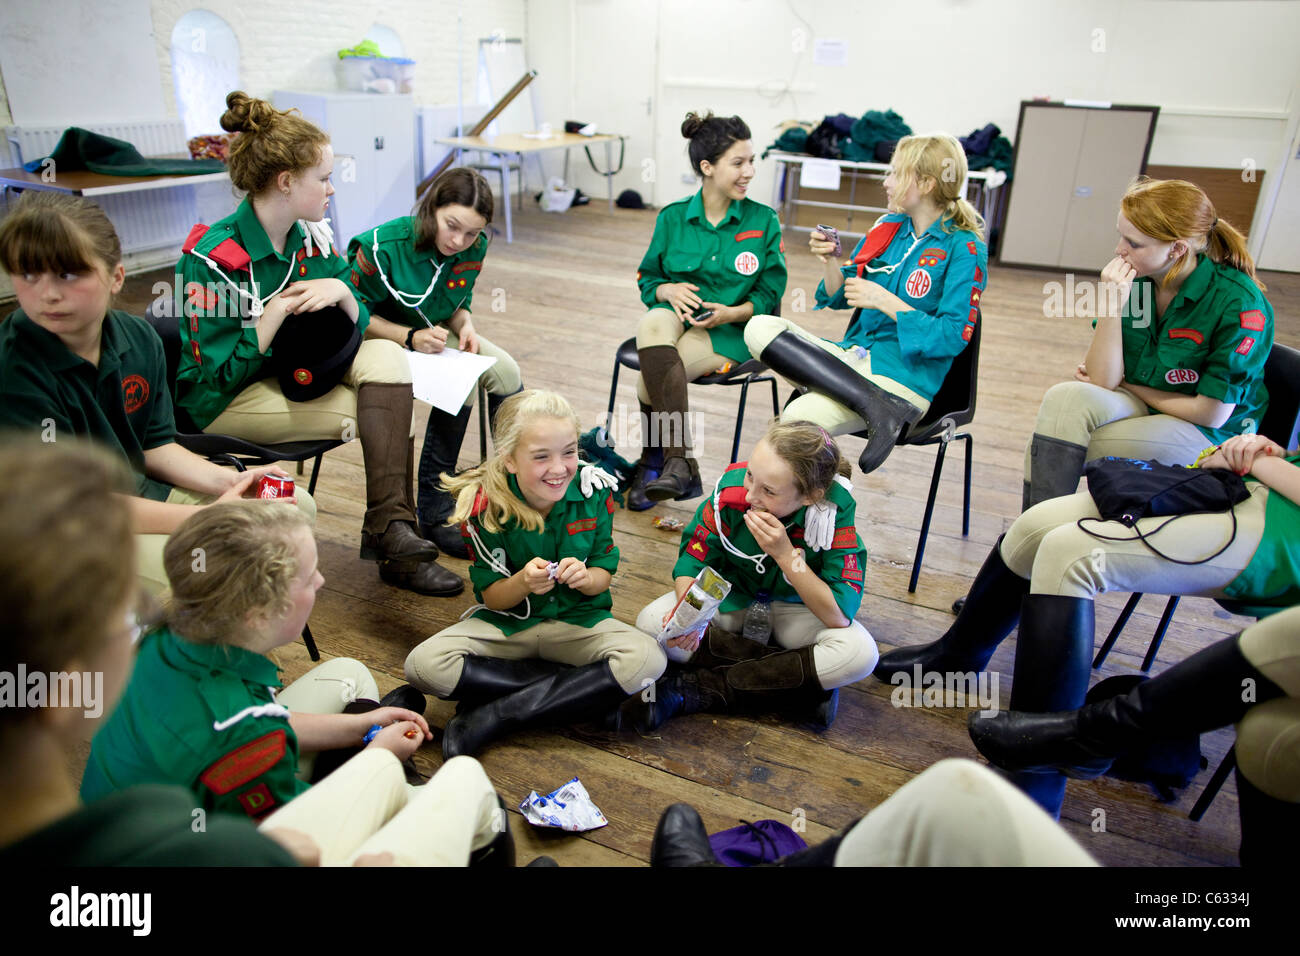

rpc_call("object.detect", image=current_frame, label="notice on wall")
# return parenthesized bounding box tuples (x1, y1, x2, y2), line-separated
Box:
(814, 38, 848, 67)
(800, 159, 842, 191)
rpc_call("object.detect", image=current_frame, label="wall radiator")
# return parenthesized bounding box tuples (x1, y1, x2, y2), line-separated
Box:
(3, 120, 223, 261)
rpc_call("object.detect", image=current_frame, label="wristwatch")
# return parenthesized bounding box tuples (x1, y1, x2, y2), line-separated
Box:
(405, 327, 417, 351)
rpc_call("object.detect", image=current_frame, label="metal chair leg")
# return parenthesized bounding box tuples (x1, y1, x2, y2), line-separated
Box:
(478, 381, 489, 463)
(908, 440, 949, 593)
(307, 453, 324, 496)
(603, 358, 622, 441)
(302, 622, 320, 661)
(1094, 592, 1143, 668)
(730, 379, 752, 463)
(1141, 596, 1181, 672)
(1189, 746, 1235, 822)
(960, 433, 973, 536)
(768, 377, 780, 419)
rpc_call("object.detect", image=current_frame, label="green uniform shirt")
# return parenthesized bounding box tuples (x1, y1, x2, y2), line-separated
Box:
(81, 627, 309, 823)
(0, 785, 296, 866)
(1118, 255, 1272, 444)
(636, 191, 787, 362)
(0, 308, 175, 500)
(463, 473, 621, 636)
(347, 216, 489, 327)
(672, 463, 867, 620)
(175, 197, 371, 429)
(1222, 452, 1300, 614)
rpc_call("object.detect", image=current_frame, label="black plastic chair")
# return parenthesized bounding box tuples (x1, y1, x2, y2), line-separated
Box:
(1088, 341, 1300, 821)
(844, 315, 982, 593)
(601, 338, 781, 465)
(144, 299, 343, 661)
(1092, 341, 1300, 674)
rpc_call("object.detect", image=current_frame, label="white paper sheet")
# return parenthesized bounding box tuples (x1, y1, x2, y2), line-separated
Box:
(406, 349, 498, 413)
(800, 158, 842, 191)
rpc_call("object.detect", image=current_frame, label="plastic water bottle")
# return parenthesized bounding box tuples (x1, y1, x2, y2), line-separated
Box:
(742, 590, 773, 645)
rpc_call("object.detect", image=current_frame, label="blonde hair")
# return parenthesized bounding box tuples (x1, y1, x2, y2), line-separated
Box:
(445, 390, 582, 534)
(0, 440, 135, 712)
(221, 90, 330, 196)
(761, 420, 851, 503)
(163, 502, 311, 644)
(1121, 177, 1263, 291)
(888, 133, 985, 239)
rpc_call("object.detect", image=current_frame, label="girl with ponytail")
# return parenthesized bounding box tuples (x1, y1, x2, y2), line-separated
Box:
(1021, 177, 1274, 511)
(176, 91, 462, 597)
(745, 132, 988, 475)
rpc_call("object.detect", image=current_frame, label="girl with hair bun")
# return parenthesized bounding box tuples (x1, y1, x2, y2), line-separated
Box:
(348, 166, 523, 560)
(177, 91, 462, 597)
(627, 111, 787, 509)
(1021, 177, 1273, 511)
(632, 420, 877, 731)
(404, 389, 666, 758)
(745, 132, 988, 475)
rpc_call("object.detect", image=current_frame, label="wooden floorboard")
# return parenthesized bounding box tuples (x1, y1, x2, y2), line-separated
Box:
(109, 200, 1299, 867)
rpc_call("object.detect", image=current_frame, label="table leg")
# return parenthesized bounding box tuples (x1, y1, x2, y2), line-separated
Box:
(605, 141, 614, 213)
(502, 151, 514, 243)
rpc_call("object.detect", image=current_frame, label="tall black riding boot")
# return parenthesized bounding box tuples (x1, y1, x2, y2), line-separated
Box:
(443, 655, 571, 712)
(442, 660, 629, 758)
(1236, 766, 1300, 867)
(874, 535, 1028, 682)
(969, 635, 1287, 778)
(650, 804, 722, 867)
(997, 594, 1095, 818)
(418, 403, 473, 559)
(468, 795, 517, 868)
(1024, 434, 1089, 511)
(758, 331, 921, 474)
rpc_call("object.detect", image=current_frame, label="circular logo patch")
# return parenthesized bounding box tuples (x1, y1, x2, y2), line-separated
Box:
(122, 374, 149, 414)
(294, 368, 313, 385)
(1165, 368, 1200, 385)
(734, 251, 759, 276)
(905, 268, 932, 298)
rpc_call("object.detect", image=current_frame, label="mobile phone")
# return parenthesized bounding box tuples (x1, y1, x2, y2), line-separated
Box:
(691, 307, 715, 322)
(816, 224, 842, 258)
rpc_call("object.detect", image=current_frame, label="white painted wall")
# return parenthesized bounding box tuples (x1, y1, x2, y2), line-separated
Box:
(529, 0, 1300, 265)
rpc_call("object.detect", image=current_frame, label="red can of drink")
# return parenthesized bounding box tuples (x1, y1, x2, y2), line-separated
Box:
(257, 474, 295, 499)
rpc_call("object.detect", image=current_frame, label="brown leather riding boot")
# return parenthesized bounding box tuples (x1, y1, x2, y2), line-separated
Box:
(356, 383, 438, 562)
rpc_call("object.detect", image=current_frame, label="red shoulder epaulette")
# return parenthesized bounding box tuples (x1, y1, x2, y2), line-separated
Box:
(853, 220, 904, 278)
(470, 488, 490, 517)
(209, 238, 252, 273)
(718, 485, 750, 510)
(181, 223, 208, 254)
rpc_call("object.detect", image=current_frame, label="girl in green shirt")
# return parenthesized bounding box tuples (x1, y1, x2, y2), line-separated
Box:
(405, 389, 666, 758)
(629, 111, 787, 508)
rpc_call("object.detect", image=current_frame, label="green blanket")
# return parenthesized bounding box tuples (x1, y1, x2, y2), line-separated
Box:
(23, 127, 226, 176)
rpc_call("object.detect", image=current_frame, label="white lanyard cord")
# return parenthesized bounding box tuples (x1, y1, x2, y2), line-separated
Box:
(373, 230, 445, 310)
(458, 518, 533, 621)
(187, 226, 308, 318)
(859, 229, 925, 276)
(712, 473, 772, 576)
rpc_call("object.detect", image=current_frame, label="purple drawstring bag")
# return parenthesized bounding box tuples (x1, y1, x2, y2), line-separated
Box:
(708, 819, 807, 866)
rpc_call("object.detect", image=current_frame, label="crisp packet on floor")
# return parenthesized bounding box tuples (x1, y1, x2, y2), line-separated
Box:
(519, 776, 608, 831)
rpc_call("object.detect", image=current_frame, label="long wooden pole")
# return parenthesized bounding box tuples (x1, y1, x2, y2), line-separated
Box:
(417, 70, 538, 196)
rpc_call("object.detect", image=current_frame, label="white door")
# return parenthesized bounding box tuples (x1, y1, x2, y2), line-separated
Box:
(568, 0, 659, 205)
